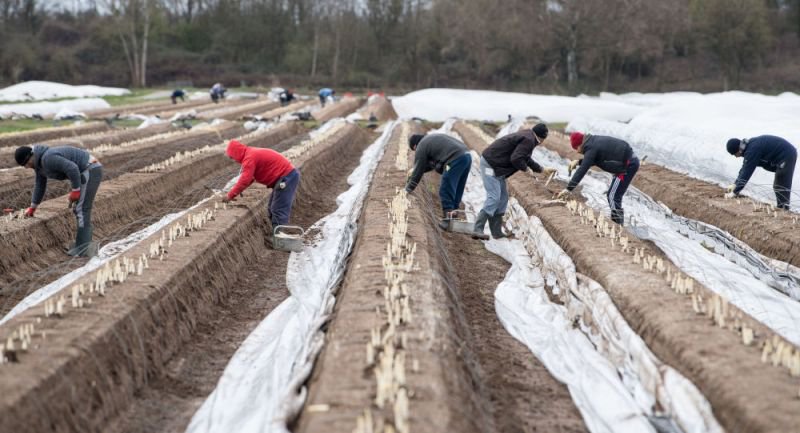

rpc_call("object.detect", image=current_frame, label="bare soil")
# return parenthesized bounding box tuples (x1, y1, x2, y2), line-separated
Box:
(0, 122, 248, 210)
(0, 121, 111, 148)
(103, 124, 374, 433)
(0, 123, 306, 316)
(295, 122, 586, 433)
(457, 122, 800, 433)
(0, 123, 372, 433)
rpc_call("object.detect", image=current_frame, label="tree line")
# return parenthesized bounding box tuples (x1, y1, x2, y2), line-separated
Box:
(1, 0, 799, 94)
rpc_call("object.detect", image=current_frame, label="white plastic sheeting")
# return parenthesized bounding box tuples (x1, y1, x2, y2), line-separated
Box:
(455, 138, 721, 433)
(567, 92, 800, 209)
(0, 81, 129, 102)
(0, 97, 110, 120)
(530, 145, 800, 346)
(186, 122, 397, 433)
(0, 198, 212, 326)
(392, 88, 643, 123)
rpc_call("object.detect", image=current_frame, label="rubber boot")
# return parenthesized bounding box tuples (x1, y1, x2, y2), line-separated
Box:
(439, 208, 453, 230)
(489, 212, 511, 239)
(610, 209, 625, 225)
(68, 224, 95, 257)
(472, 210, 490, 240)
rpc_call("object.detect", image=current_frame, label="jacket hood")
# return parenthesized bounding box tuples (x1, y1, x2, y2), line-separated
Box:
(32, 144, 49, 168)
(226, 140, 247, 163)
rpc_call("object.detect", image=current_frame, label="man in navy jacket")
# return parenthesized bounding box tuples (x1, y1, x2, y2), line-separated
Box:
(726, 135, 797, 209)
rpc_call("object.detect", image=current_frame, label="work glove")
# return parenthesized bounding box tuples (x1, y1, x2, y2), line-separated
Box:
(222, 194, 235, 203)
(68, 189, 81, 203)
(724, 192, 738, 199)
(555, 189, 572, 200)
(568, 160, 580, 175)
(542, 167, 557, 177)
(726, 184, 735, 193)
(24, 207, 36, 218)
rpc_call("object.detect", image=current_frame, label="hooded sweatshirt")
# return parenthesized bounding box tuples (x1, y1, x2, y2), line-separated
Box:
(734, 135, 797, 194)
(31, 144, 91, 206)
(567, 134, 633, 191)
(226, 140, 294, 200)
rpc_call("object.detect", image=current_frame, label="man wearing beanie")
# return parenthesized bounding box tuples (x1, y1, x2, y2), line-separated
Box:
(558, 132, 639, 225)
(405, 133, 472, 230)
(224, 139, 300, 233)
(725, 135, 797, 209)
(473, 123, 555, 239)
(15, 144, 103, 257)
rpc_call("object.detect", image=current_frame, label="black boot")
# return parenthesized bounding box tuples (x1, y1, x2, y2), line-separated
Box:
(439, 208, 453, 230)
(472, 210, 490, 240)
(489, 212, 511, 238)
(610, 209, 625, 225)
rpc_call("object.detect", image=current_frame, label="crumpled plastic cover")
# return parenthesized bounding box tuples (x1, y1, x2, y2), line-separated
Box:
(185, 121, 398, 433)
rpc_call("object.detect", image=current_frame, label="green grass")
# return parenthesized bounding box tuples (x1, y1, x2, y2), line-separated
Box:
(0, 119, 62, 134)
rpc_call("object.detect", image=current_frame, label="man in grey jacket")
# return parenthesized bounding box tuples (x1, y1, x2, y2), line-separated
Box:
(405, 133, 472, 230)
(15, 145, 103, 257)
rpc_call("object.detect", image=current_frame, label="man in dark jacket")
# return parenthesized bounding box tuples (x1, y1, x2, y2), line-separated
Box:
(473, 123, 555, 239)
(15, 145, 103, 257)
(557, 132, 639, 225)
(405, 133, 472, 229)
(171, 89, 185, 104)
(725, 135, 797, 209)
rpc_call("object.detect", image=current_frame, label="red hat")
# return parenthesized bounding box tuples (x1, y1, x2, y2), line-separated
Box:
(570, 132, 585, 150)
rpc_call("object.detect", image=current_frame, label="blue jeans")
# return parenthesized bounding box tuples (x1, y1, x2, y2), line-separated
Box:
(268, 169, 300, 226)
(440, 153, 471, 211)
(479, 157, 508, 216)
(607, 156, 639, 211)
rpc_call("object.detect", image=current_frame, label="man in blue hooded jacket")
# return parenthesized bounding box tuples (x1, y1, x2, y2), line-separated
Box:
(726, 135, 797, 209)
(15, 145, 103, 257)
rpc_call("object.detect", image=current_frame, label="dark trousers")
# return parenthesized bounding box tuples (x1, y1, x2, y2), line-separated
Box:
(319, 95, 326, 107)
(440, 153, 472, 212)
(268, 169, 300, 227)
(607, 156, 639, 211)
(775, 149, 797, 209)
(72, 163, 103, 255)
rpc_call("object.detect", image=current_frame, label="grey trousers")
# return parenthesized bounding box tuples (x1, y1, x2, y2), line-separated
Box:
(70, 163, 102, 256)
(479, 157, 509, 216)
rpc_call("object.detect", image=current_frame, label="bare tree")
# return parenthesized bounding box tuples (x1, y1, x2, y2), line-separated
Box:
(102, 0, 154, 87)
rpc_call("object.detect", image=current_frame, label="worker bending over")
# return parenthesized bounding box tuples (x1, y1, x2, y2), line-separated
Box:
(223, 140, 300, 231)
(404, 133, 472, 229)
(725, 135, 797, 209)
(15, 145, 103, 257)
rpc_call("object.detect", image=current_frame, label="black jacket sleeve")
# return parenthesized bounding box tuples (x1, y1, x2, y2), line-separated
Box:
(734, 147, 763, 194)
(510, 137, 534, 173)
(567, 148, 597, 191)
(405, 145, 428, 193)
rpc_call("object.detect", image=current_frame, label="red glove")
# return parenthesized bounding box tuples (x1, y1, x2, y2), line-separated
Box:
(68, 189, 81, 202)
(24, 207, 36, 217)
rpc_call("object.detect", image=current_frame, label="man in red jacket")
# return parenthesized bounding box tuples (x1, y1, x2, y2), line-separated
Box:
(222, 140, 300, 228)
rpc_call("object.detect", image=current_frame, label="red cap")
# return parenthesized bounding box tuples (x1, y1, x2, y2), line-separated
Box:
(570, 132, 584, 150)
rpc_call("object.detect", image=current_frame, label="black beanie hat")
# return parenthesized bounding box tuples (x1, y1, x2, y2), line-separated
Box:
(15, 146, 33, 166)
(532, 123, 549, 140)
(726, 138, 742, 155)
(409, 134, 424, 150)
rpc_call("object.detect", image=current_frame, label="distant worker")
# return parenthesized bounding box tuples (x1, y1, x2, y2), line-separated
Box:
(405, 133, 472, 230)
(318, 88, 335, 107)
(725, 135, 797, 209)
(210, 83, 227, 103)
(223, 140, 300, 232)
(557, 132, 640, 225)
(474, 123, 555, 239)
(279, 89, 295, 106)
(171, 89, 185, 104)
(15, 145, 103, 257)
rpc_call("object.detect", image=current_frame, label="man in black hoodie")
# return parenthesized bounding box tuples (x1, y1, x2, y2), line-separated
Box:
(557, 132, 639, 225)
(405, 133, 472, 229)
(15, 145, 103, 257)
(473, 123, 554, 239)
(725, 135, 797, 209)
